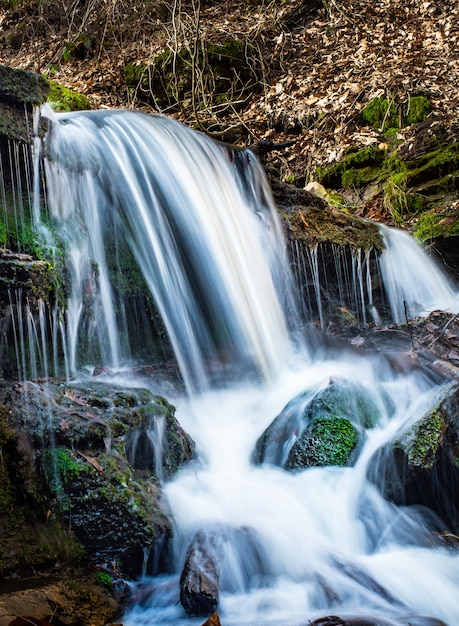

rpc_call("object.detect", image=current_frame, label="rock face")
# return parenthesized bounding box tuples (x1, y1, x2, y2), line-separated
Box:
(0, 579, 118, 626)
(367, 384, 459, 535)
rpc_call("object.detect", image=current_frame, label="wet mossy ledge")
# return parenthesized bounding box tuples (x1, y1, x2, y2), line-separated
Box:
(0, 379, 195, 580)
(273, 184, 383, 251)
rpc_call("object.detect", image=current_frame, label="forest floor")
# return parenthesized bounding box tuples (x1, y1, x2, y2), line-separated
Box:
(1, 0, 458, 193)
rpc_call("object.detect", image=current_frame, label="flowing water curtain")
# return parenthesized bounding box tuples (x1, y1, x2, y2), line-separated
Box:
(39, 109, 297, 390)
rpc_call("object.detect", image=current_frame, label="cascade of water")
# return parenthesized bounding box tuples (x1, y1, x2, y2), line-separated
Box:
(379, 224, 459, 321)
(289, 239, 380, 326)
(39, 108, 296, 391)
(29, 107, 459, 626)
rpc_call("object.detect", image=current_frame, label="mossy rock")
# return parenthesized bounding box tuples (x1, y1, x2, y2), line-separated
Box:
(314, 116, 459, 227)
(125, 402, 195, 479)
(412, 209, 459, 243)
(305, 379, 382, 429)
(316, 145, 386, 190)
(393, 409, 446, 470)
(253, 379, 378, 468)
(280, 203, 383, 250)
(367, 385, 459, 533)
(285, 415, 361, 469)
(124, 39, 261, 111)
(48, 80, 91, 112)
(0, 63, 49, 107)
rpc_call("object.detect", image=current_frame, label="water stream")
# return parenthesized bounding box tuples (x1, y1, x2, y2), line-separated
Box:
(34, 109, 459, 625)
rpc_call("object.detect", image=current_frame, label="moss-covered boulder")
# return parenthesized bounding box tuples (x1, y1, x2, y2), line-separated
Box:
(0, 64, 49, 142)
(0, 379, 195, 579)
(367, 384, 459, 534)
(0, 64, 48, 108)
(253, 378, 380, 469)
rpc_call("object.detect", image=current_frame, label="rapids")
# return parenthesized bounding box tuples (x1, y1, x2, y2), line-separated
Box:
(34, 108, 459, 626)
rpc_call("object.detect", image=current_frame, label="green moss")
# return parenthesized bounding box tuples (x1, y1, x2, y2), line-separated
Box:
(93, 571, 113, 591)
(317, 146, 386, 189)
(41, 448, 85, 503)
(404, 96, 431, 126)
(48, 80, 91, 112)
(413, 210, 459, 242)
(286, 416, 359, 469)
(396, 410, 444, 469)
(362, 97, 400, 131)
(362, 95, 431, 132)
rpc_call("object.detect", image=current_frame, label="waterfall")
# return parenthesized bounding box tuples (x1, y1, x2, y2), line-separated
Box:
(30, 108, 459, 626)
(379, 224, 459, 322)
(39, 107, 296, 392)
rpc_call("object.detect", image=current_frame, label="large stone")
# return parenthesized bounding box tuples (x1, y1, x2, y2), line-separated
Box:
(180, 529, 221, 617)
(253, 378, 380, 468)
(0, 579, 118, 626)
(367, 384, 459, 534)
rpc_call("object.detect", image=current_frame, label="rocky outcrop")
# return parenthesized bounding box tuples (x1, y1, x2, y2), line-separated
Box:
(0, 64, 48, 143)
(0, 380, 195, 580)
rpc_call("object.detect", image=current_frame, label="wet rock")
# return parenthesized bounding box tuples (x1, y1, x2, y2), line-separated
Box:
(367, 384, 459, 534)
(180, 529, 221, 617)
(253, 378, 380, 468)
(0, 64, 49, 143)
(0, 379, 196, 578)
(285, 415, 361, 469)
(125, 400, 195, 480)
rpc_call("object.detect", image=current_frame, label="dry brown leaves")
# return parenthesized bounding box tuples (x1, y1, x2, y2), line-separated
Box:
(1, 0, 458, 177)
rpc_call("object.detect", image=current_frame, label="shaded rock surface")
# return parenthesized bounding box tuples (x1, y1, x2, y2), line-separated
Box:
(180, 529, 221, 617)
(0, 64, 48, 143)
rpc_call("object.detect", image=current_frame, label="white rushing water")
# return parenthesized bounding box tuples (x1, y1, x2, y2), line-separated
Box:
(37, 109, 459, 626)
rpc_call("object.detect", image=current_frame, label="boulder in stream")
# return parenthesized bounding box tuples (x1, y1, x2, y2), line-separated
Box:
(253, 378, 381, 469)
(180, 529, 221, 617)
(367, 384, 459, 535)
(0, 379, 196, 579)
